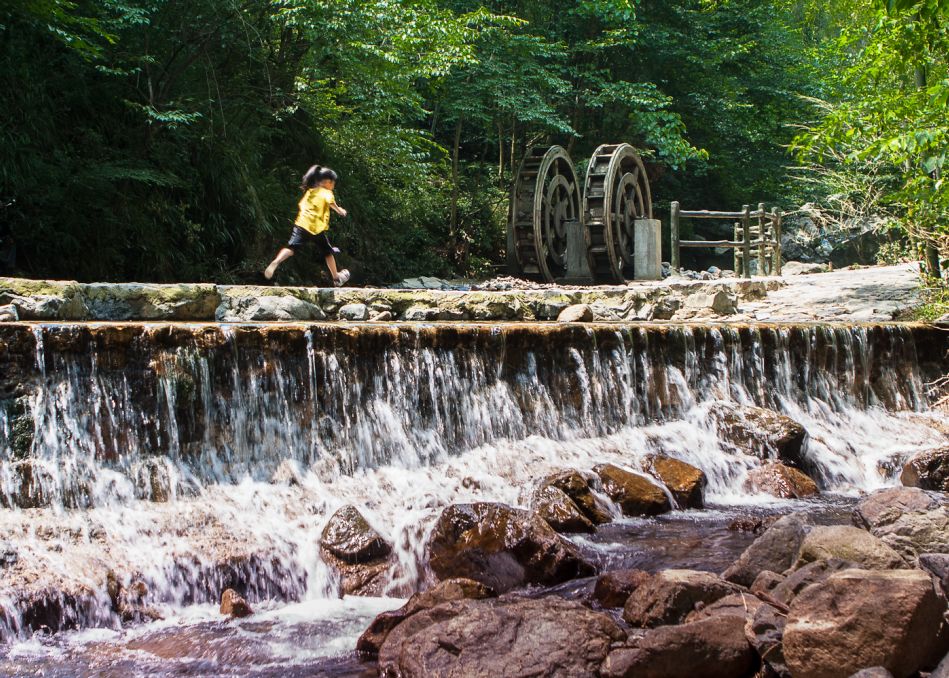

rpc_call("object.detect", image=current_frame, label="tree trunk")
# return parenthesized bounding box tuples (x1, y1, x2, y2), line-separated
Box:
(915, 64, 941, 277)
(449, 118, 463, 263)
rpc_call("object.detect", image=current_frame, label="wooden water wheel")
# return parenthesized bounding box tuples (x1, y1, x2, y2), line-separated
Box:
(509, 145, 582, 283)
(582, 144, 653, 284)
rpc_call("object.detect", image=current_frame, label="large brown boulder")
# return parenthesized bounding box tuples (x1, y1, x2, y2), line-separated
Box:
(793, 526, 908, 570)
(623, 569, 741, 628)
(770, 558, 856, 605)
(601, 614, 758, 678)
(901, 447, 949, 492)
(320, 505, 393, 596)
(595, 464, 671, 517)
(427, 502, 596, 593)
(722, 513, 809, 586)
(531, 485, 595, 534)
(542, 470, 613, 525)
(641, 455, 706, 509)
(854, 487, 949, 560)
(709, 404, 810, 473)
(746, 462, 819, 499)
(591, 569, 652, 609)
(357, 578, 493, 657)
(784, 569, 949, 678)
(377, 596, 625, 677)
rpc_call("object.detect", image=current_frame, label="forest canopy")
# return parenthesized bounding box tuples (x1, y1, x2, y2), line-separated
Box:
(1, 0, 945, 283)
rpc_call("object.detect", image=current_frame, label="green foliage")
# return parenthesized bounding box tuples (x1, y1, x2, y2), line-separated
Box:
(0, 0, 851, 283)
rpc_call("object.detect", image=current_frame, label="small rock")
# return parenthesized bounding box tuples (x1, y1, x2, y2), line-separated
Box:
(321, 505, 391, 564)
(369, 310, 393, 321)
(641, 455, 707, 509)
(793, 525, 908, 570)
(727, 514, 780, 534)
(782, 261, 828, 275)
(750, 570, 785, 595)
(709, 404, 811, 474)
(557, 304, 593, 322)
(745, 462, 819, 499)
(591, 569, 651, 608)
(685, 591, 766, 623)
(784, 569, 949, 678)
(220, 589, 253, 618)
(0, 304, 18, 322)
(401, 305, 440, 321)
(541, 470, 613, 525)
(338, 303, 369, 321)
(771, 558, 856, 605)
(650, 297, 681, 320)
(623, 569, 741, 628)
(595, 464, 671, 517)
(919, 553, 949, 594)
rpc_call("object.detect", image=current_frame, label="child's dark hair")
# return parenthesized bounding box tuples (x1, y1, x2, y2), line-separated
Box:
(301, 165, 338, 191)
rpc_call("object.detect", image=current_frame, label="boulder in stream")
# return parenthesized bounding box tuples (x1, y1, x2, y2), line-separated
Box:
(220, 588, 253, 618)
(641, 455, 706, 509)
(783, 569, 949, 678)
(320, 505, 393, 596)
(602, 614, 758, 678)
(901, 447, 949, 492)
(377, 596, 625, 677)
(357, 578, 493, 657)
(541, 470, 613, 525)
(595, 464, 671, 517)
(427, 502, 596, 593)
(531, 485, 595, 534)
(623, 569, 742, 628)
(793, 525, 908, 571)
(722, 513, 809, 586)
(745, 462, 819, 499)
(709, 404, 810, 472)
(591, 569, 652, 609)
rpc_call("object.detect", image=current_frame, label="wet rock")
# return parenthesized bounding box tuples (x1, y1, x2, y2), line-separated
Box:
(602, 614, 757, 678)
(709, 404, 810, 472)
(270, 459, 303, 486)
(338, 303, 369, 321)
(771, 558, 856, 605)
(592, 569, 651, 609)
(595, 464, 671, 517)
(133, 458, 173, 502)
(793, 526, 908, 570)
(745, 462, 819, 499)
(727, 514, 780, 534)
(901, 447, 949, 492)
(784, 569, 949, 678)
(357, 578, 494, 657)
(0, 542, 17, 568)
(557, 304, 593, 322)
(377, 596, 624, 677)
(427, 502, 596, 593)
(320, 505, 391, 564)
(531, 485, 594, 534)
(541, 470, 613, 525)
(2, 459, 54, 509)
(623, 569, 742, 628)
(749, 602, 790, 678)
(0, 304, 18, 321)
(722, 513, 810, 586)
(116, 580, 163, 623)
(750, 570, 785, 595)
(320, 506, 393, 597)
(220, 588, 253, 618)
(641, 455, 706, 509)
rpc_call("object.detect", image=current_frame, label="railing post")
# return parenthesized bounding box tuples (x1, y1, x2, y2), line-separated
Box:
(757, 202, 766, 276)
(670, 201, 680, 271)
(741, 204, 751, 278)
(772, 206, 782, 276)
(733, 222, 741, 274)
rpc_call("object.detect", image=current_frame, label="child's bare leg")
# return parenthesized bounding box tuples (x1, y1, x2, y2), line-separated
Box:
(264, 248, 294, 279)
(325, 253, 339, 281)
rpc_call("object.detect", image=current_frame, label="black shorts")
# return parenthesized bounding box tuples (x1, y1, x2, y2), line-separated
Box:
(288, 226, 335, 257)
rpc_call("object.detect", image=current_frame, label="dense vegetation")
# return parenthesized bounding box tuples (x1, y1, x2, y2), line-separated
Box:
(0, 0, 945, 284)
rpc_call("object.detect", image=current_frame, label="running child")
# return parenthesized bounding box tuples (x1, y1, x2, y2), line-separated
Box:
(264, 165, 351, 286)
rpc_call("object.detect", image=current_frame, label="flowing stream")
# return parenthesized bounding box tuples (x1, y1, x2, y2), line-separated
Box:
(0, 321, 946, 676)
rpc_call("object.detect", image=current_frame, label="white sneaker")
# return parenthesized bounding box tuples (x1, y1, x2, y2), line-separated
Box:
(334, 269, 351, 287)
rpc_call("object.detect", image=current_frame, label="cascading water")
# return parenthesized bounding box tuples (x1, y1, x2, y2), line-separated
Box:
(0, 321, 946, 674)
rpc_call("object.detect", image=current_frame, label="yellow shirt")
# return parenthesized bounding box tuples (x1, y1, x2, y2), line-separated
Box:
(294, 187, 335, 235)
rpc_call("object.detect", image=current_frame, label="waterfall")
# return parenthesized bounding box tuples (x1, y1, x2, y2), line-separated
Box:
(0, 321, 945, 637)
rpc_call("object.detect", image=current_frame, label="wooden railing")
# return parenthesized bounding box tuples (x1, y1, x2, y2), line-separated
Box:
(670, 202, 782, 278)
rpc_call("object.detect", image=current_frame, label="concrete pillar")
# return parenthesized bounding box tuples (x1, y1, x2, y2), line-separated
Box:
(634, 219, 662, 281)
